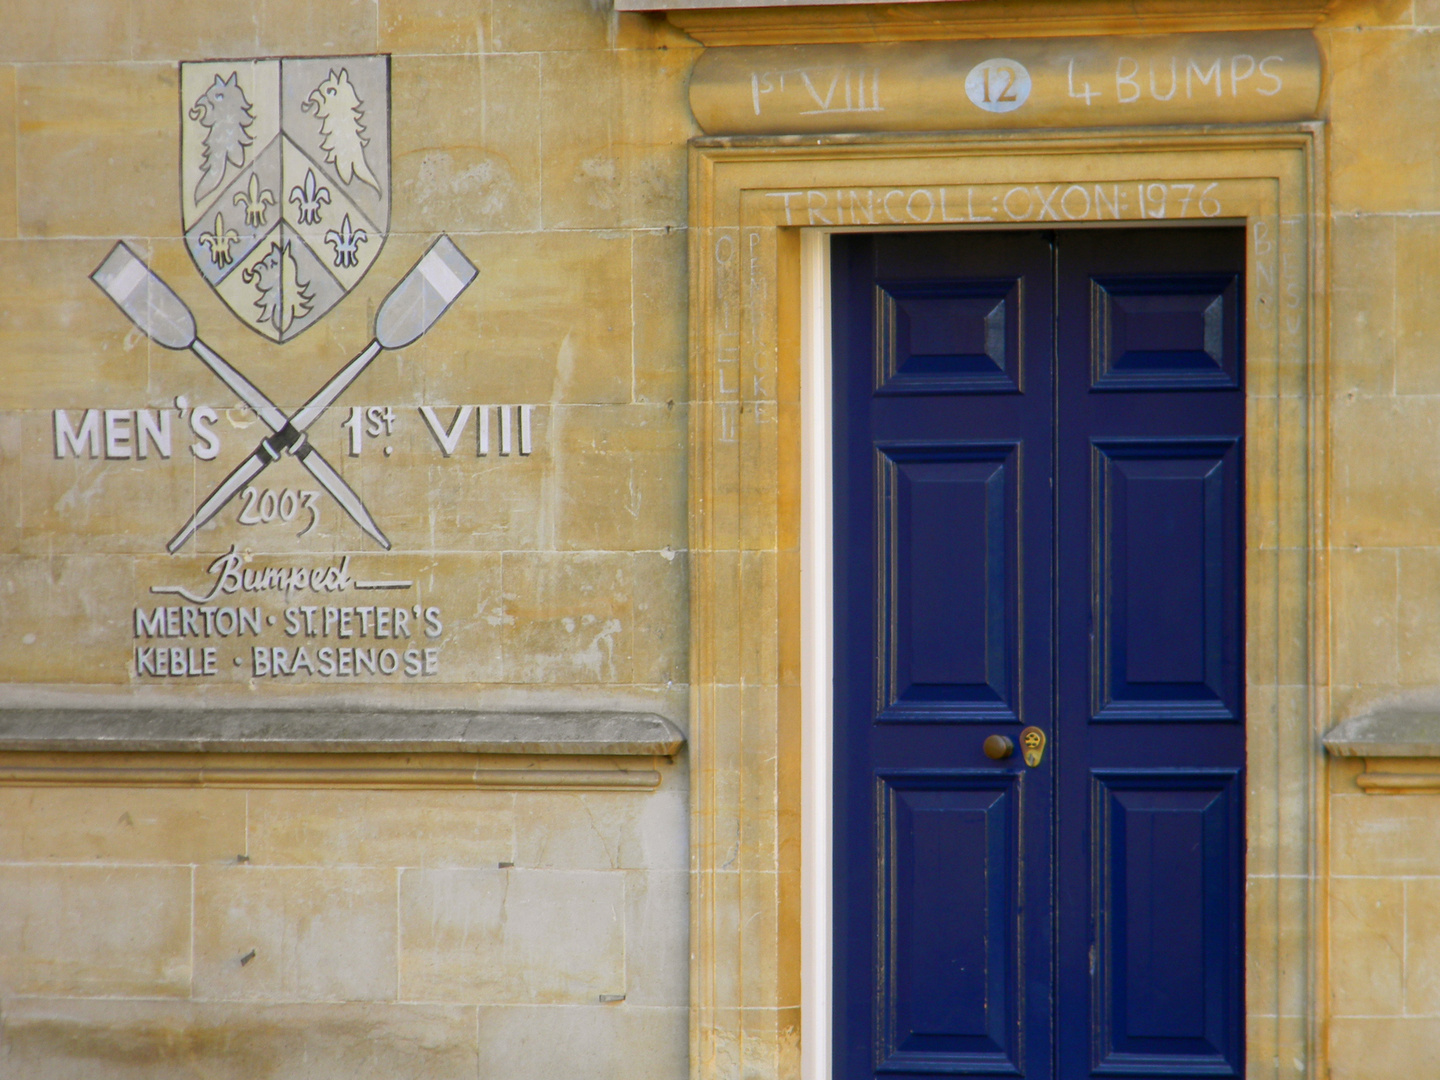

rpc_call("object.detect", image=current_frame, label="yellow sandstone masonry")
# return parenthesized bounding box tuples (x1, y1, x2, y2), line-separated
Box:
(0, 0, 693, 1074)
(1, 0, 1440, 1077)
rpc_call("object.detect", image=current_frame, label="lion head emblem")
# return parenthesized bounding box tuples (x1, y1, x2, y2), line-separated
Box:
(188, 72, 254, 203)
(303, 68, 382, 194)
(242, 240, 313, 335)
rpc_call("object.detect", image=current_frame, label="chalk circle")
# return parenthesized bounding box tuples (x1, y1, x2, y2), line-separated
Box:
(965, 58, 1032, 113)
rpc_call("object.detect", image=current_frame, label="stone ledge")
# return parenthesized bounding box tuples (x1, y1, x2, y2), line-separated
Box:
(0, 708, 686, 758)
(1323, 708, 1440, 759)
(1325, 707, 1440, 795)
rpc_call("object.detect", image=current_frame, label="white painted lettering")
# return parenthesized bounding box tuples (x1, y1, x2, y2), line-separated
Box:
(1035, 185, 1062, 221)
(806, 190, 833, 226)
(906, 189, 935, 222)
(1258, 56, 1284, 96)
(1187, 57, 1222, 98)
(883, 190, 906, 224)
(1061, 185, 1092, 220)
(54, 409, 101, 459)
(136, 410, 172, 459)
(1115, 57, 1140, 103)
(419, 405, 472, 457)
(190, 406, 220, 460)
(1230, 54, 1256, 96)
(1067, 59, 1099, 105)
(104, 409, 132, 459)
(1150, 58, 1179, 101)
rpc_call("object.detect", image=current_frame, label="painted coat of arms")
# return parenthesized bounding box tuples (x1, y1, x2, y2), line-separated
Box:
(181, 56, 391, 341)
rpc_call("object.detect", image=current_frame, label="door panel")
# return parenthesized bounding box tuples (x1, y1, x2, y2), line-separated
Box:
(877, 771, 1025, 1075)
(832, 227, 1245, 1080)
(1091, 439, 1242, 722)
(1091, 771, 1244, 1076)
(1090, 274, 1242, 391)
(876, 278, 1024, 394)
(876, 442, 1019, 723)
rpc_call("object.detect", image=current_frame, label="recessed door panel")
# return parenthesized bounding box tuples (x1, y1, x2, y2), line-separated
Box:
(876, 279, 1023, 395)
(1091, 274, 1241, 391)
(1091, 771, 1244, 1076)
(1091, 439, 1242, 722)
(876, 443, 1018, 723)
(877, 772, 1024, 1075)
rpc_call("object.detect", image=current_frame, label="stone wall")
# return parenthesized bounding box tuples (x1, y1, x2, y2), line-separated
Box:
(1323, 5, 1440, 1077)
(0, 775, 689, 1078)
(6, 0, 1440, 1077)
(0, 0, 697, 1075)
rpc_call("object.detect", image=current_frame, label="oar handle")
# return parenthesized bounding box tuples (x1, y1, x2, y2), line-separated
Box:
(167, 448, 267, 553)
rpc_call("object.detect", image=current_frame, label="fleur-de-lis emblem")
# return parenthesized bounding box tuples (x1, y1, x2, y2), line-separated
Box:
(196, 212, 241, 267)
(289, 167, 331, 225)
(324, 213, 369, 269)
(232, 173, 276, 227)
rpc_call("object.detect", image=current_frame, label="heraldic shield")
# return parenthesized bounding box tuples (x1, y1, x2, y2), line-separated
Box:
(180, 55, 391, 342)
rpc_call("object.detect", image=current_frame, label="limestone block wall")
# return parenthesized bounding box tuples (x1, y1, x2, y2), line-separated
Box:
(0, 0, 698, 1075)
(0, 776, 689, 1078)
(1323, 5, 1440, 1077)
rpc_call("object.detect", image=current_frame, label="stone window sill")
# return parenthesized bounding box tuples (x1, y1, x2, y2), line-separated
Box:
(1324, 707, 1440, 794)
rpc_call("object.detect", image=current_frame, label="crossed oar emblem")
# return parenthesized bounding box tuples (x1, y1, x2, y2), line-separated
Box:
(91, 237, 477, 554)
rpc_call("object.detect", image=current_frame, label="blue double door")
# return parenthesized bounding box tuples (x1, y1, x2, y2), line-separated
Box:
(832, 228, 1245, 1080)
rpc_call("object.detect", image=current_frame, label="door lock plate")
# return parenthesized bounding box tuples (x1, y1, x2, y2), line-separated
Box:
(1019, 726, 1046, 767)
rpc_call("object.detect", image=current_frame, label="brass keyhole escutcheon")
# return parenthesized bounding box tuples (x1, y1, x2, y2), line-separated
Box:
(982, 734, 1014, 760)
(1019, 726, 1047, 767)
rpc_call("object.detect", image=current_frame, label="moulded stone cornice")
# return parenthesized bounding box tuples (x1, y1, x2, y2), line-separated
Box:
(0, 706, 686, 756)
(661, 0, 1334, 47)
(0, 755, 665, 790)
(0, 707, 683, 789)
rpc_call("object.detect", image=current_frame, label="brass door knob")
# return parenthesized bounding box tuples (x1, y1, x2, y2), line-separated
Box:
(983, 734, 1014, 760)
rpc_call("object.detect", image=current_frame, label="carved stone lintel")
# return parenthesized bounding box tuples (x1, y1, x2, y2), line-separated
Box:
(689, 31, 1321, 135)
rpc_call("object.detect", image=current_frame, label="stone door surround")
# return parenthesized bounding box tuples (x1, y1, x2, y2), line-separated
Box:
(687, 126, 1326, 1078)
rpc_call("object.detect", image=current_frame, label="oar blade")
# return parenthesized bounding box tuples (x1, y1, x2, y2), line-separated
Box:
(374, 235, 477, 350)
(91, 243, 196, 350)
